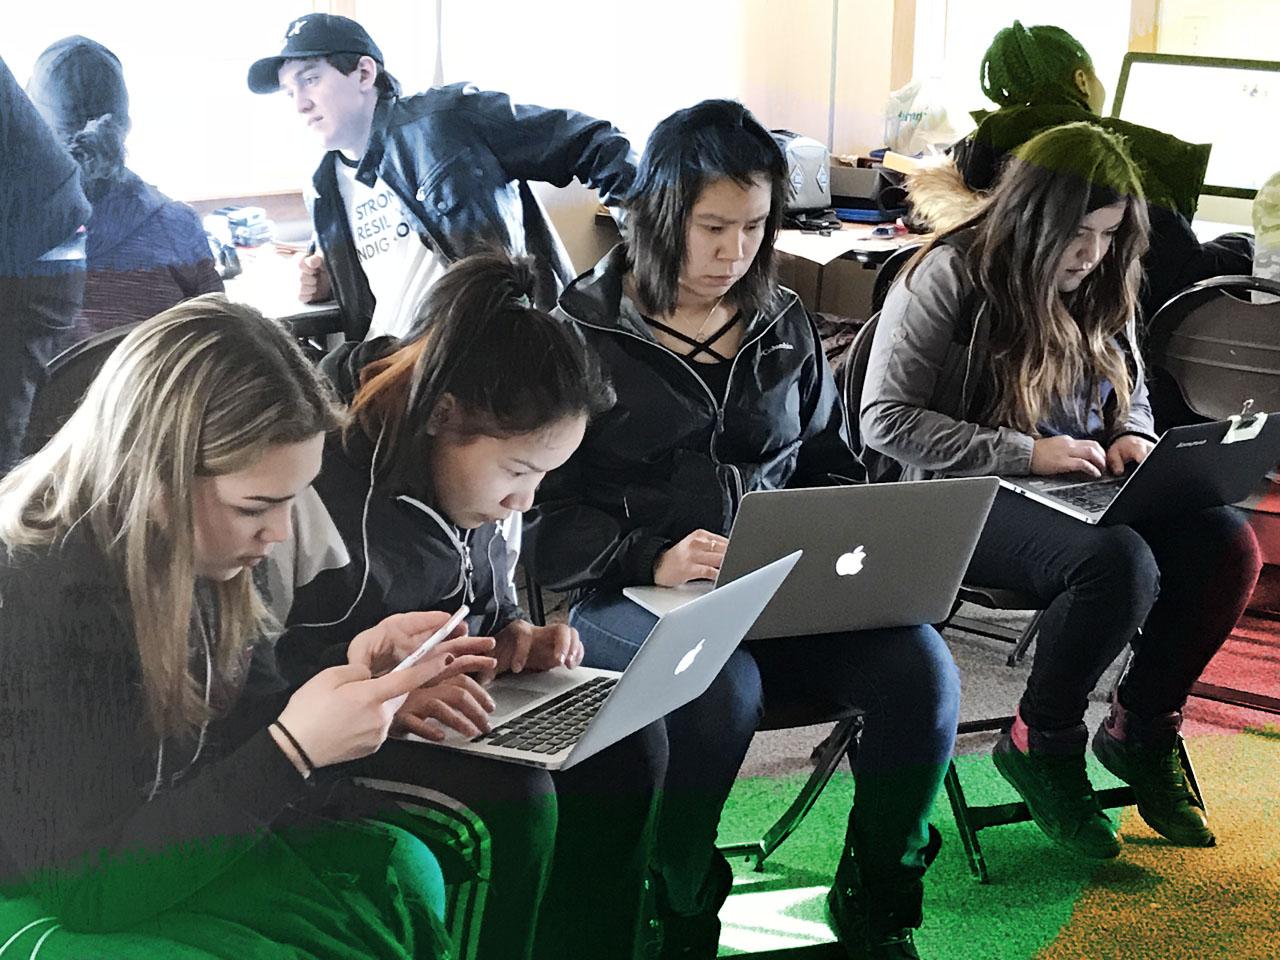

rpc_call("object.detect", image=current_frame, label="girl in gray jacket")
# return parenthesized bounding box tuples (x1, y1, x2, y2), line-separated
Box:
(862, 122, 1260, 862)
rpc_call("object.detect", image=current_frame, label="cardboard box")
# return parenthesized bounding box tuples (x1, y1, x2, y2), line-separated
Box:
(777, 252, 876, 320)
(829, 164, 879, 201)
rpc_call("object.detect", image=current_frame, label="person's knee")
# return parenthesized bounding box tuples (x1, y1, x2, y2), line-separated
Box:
(683, 648, 764, 744)
(1080, 525, 1161, 613)
(382, 824, 448, 921)
(879, 625, 960, 751)
(1200, 507, 1263, 586)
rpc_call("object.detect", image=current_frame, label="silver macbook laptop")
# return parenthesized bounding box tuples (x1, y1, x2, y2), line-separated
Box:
(624, 478, 998, 639)
(421, 551, 800, 770)
(999, 414, 1280, 525)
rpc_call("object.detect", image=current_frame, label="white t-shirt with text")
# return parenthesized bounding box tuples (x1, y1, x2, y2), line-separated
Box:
(334, 155, 444, 340)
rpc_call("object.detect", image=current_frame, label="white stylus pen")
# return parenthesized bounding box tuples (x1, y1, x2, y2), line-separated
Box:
(391, 604, 470, 673)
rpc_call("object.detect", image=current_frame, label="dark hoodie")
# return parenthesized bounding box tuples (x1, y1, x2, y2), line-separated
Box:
(0, 527, 311, 930)
(26, 36, 222, 349)
(68, 171, 222, 346)
(273, 338, 524, 684)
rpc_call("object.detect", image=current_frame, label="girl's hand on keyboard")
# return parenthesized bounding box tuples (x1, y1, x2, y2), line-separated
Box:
(1106, 435, 1154, 475)
(392, 675, 497, 741)
(1031, 436, 1105, 477)
(489, 620, 585, 679)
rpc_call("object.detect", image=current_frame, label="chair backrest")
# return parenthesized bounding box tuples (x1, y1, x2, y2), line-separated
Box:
(1146, 275, 1280, 421)
(838, 314, 902, 484)
(21, 324, 137, 457)
(871, 241, 924, 314)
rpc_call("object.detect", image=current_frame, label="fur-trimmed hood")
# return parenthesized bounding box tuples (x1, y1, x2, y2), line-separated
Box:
(905, 158, 986, 235)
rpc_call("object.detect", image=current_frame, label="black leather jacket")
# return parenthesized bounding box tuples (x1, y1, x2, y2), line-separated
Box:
(524, 245, 864, 593)
(310, 83, 636, 339)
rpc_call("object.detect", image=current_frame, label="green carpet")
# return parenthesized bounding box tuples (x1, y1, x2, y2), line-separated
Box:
(716, 727, 1280, 958)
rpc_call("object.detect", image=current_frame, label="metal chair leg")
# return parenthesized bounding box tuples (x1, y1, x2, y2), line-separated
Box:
(943, 759, 989, 883)
(719, 716, 863, 872)
(1006, 611, 1043, 667)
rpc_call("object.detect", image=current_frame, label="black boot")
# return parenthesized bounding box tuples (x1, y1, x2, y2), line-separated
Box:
(825, 824, 941, 960)
(650, 852, 733, 960)
(992, 711, 1121, 860)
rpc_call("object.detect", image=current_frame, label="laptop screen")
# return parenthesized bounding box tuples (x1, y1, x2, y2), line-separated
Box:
(1111, 52, 1280, 199)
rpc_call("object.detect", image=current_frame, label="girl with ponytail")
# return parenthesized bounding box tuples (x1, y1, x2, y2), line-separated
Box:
(272, 251, 666, 960)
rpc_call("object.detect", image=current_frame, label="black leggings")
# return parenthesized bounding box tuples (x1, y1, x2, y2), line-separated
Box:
(353, 723, 666, 960)
(965, 491, 1261, 730)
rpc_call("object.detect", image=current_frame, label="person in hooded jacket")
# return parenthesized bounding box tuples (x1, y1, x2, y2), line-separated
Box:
(524, 100, 961, 960)
(907, 21, 1252, 351)
(270, 251, 667, 960)
(26, 36, 222, 353)
(0, 55, 88, 473)
(861, 123, 1260, 867)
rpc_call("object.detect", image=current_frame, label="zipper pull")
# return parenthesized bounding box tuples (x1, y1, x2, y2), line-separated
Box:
(461, 532, 476, 604)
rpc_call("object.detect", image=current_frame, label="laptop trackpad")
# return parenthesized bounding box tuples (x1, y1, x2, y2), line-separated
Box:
(489, 682, 549, 720)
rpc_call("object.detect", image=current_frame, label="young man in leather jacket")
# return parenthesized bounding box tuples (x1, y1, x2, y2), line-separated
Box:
(249, 13, 636, 341)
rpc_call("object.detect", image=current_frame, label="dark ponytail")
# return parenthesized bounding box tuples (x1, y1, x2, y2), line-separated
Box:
(66, 113, 128, 200)
(980, 21, 1093, 110)
(349, 251, 614, 483)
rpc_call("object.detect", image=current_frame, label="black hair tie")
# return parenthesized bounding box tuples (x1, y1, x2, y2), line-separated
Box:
(272, 720, 316, 778)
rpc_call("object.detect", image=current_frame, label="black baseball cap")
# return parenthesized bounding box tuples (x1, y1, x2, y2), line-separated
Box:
(247, 14, 383, 94)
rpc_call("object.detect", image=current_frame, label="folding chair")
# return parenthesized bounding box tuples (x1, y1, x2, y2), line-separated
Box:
(352, 780, 491, 960)
(1146, 274, 1280, 715)
(21, 322, 138, 456)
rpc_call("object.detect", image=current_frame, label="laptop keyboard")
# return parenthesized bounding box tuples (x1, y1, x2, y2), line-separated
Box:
(473, 676, 617, 754)
(1048, 477, 1127, 513)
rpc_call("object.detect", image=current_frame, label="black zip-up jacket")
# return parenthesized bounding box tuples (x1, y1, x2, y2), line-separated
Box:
(272, 339, 524, 683)
(524, 245, 864, 594)
(310, 83, 636, 339)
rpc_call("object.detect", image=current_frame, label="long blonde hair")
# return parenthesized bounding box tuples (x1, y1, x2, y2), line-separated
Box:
(0, 295, 342, 737)
(911, 122, 1150, 434)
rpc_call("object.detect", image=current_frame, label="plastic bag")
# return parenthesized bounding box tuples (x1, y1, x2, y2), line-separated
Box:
(883, 76, 975, 157)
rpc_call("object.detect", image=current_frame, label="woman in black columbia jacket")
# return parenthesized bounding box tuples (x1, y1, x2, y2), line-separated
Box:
(524, 101, 960, 960)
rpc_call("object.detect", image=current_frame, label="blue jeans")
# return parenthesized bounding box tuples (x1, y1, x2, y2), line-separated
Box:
(571, 591, 960, 913)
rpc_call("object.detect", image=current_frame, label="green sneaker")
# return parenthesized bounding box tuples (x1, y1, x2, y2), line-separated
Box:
(1092, 724, 1214, 847)
(992, 730, 1121, 860)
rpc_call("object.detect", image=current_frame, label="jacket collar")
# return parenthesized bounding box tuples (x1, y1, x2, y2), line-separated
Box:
(309, 96, 395, 194)
(354, 96, 395, 186)
(559, 243, 795, 341)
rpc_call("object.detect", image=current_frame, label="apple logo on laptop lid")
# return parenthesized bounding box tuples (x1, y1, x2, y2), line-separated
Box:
(675, 638, 706, 675)
(835, 545, 867, 577)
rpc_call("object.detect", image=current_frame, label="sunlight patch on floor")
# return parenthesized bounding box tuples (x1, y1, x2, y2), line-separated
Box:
(718, 883, 835, 954)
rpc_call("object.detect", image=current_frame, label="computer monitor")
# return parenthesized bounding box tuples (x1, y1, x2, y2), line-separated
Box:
(1111, 52, 1280, 199)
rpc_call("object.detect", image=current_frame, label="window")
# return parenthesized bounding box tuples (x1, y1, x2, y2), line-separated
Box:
(5, 1, 340, 200)
(914, 0, 1133, 116)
